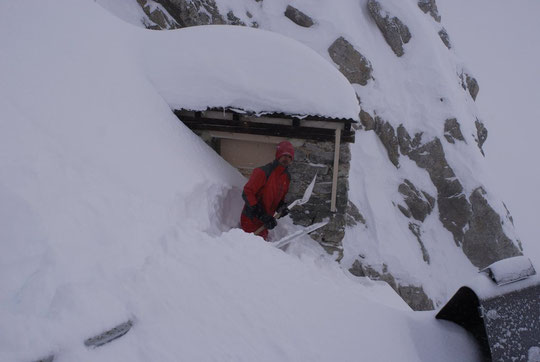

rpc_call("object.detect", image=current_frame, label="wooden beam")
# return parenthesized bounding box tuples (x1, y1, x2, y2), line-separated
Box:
(331, 128, 341, 212)
(180, 115, 355, 143)
(200, 130, 300, 145)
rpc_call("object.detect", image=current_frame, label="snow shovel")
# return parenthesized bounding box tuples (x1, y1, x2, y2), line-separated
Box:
(254, 173, 317, 236)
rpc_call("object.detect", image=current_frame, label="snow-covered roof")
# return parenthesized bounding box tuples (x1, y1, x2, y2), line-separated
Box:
(142, 25, 360, 120)
(466, 258, 539, 300)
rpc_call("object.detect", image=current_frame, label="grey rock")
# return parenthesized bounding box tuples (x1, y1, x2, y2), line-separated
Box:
(417, 0, 441, 22)
(348, 259, 365, 277)
(285, 142, 353, 250)
(226, 11, 245, 26)
(396, 124, 423, 155)
(438, 28, 451, 49)
(338, 162, 351, 178)
(375, 119, 400, 167)
(398, 204, 412, 218)
(398, 179, 435, 222)
(466, 74, 480, 100)
(398, 284, 435, 310)
(460, 71, 480, 101)
(360, 109, 376, 130)
(409, 222, 431, 264)
(155, 0, 225, 28)
(328, 37, 373, 86)
(346, 200, 366, 226)
(292, 147, 307, 162)
(349, 259, 435, 310)
(138, 0, 179, 29)
(437, 195, 472, 245)
(308, 150, 335, 165)
(398, 126, 472, 244)
(462, 187, 522, 268)
(444, 118, 465, 144)
(466, 74, 479, 100)
(309, 212, 350, 258)
(289, 161, 329, 177)
(398, 123, 521, 266)
(314, 181, 333, 195)
(284, 5, 315, 28)
(303, 140, 351, 164)
(474, 119, 488, 156)
(423, 191, 436, 209)
(360, 111, 400, 167)
(367, 0, 412, 57)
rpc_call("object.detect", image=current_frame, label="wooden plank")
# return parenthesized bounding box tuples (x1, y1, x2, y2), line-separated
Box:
(331, 128, 341, 212)
(186, 122, 354, 142)
(199, 131, 299, 145)
(181, 116, 354, 143)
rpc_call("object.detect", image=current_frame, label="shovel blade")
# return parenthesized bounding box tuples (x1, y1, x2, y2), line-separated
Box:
(288, 173, 317, 210)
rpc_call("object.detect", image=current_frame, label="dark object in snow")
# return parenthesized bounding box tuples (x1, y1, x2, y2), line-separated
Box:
(474, 119, 488, 156)
(438, 28, 451, 49)
(436, 257, 539, 361)
(417, 0, 441, 23)
(84, 320, 134, 348)
(328, 37, 373, 86)
(367, 0, 412, 57)
(32, 355, 54, 362)
(284, 5, 314, 28)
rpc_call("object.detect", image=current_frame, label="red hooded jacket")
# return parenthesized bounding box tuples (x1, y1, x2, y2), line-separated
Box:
(240, 159, 291, 239)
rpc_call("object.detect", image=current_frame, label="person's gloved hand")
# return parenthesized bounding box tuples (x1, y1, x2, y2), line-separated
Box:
(260, 213, 277, 230)
(276, 202, 289, 218)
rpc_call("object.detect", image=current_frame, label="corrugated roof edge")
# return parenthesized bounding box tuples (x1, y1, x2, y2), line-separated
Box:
(175, 107, 359, 124)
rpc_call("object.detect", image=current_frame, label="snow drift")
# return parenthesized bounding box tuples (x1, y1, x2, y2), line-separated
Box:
(0, 0, 482, 360)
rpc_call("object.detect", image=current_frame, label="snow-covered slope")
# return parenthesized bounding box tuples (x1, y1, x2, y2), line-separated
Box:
(0, 0, 481, 360)
(437, 0, 540, 266)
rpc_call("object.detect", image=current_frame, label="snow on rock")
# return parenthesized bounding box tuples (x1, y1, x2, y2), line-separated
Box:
(0, 0, 481, 361)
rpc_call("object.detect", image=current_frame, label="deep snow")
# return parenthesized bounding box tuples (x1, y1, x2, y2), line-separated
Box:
(0, 0, 483, 361)
(94, 0, 529, 310)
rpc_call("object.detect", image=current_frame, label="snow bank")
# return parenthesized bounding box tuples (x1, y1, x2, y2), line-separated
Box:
(0, 0, 479, 361)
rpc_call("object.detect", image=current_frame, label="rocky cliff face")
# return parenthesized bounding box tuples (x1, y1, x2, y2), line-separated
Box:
(101, 0, 523, 310)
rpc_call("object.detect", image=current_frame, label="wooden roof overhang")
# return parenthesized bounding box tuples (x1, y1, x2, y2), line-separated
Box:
(174, 108, 357, 143)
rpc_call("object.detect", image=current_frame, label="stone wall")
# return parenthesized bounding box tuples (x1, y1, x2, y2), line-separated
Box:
(286, 140, 364, 259)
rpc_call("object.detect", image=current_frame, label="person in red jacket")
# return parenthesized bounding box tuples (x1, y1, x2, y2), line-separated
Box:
(240, 141, 294, 240)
